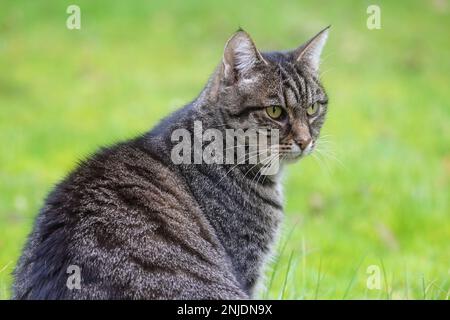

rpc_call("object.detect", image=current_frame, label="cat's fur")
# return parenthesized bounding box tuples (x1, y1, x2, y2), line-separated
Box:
(12, 27, 329, 299)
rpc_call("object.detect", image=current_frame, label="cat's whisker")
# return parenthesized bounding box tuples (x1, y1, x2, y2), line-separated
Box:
(315, 140, 343, 165)
(243, 151, 280, 209)
(311, 152, 332, 177)
(242, 153, 277, 209)
(314, 136, 342, 166)
(242, 150, 279, 180)
(260, 153, 283, 186)
(217, 149, 270, 184)
(315, 145, 338, 161)
(314, 146, 345, 171)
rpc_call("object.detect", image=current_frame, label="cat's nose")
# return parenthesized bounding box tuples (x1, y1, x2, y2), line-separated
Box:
(295, 137, 312, 151)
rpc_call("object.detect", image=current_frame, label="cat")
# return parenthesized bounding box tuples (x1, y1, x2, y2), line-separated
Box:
(12, 27, 330, 299)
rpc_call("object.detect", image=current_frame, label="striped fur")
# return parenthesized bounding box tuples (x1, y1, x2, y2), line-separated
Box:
(12, 28, 329, 299)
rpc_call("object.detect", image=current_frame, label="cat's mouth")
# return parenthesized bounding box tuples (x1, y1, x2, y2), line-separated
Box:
(281, 141, 315, 162)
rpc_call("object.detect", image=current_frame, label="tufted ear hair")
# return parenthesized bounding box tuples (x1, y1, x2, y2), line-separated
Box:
(293, 26, 330, 72)
(222, 29, 267, 84)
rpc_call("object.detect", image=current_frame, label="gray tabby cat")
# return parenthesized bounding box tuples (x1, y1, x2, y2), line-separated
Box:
(13, 27, 329, 299)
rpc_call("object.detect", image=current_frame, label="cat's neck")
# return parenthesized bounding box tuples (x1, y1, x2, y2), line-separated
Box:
(183, 160, 284, 296)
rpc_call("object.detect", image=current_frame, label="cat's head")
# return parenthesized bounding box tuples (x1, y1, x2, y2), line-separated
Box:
(206, 27, 329, 163)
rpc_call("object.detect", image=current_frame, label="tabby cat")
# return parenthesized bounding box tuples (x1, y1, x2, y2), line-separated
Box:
(13, 27, 330, 299)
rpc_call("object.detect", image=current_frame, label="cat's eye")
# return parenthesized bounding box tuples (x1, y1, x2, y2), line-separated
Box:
(306, 103, 320, 116)
(266, 106, 283, 120)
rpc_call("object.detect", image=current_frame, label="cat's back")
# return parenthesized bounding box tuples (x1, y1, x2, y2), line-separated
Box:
(13, 138, 244, 299)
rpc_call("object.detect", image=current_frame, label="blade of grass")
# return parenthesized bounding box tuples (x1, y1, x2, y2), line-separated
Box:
(301, 236, 306, 297)
(379, 258, 391, 300)
(404, 262, 409, 300)
(421, 274, 426, 300)
(314, 255, 323, 300)
(264, 221, 299, 299)
(280, 250, 295, 300)
(342, 255, 366, 299)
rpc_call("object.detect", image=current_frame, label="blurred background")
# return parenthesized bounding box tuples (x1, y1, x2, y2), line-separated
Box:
(0, 0, 449, 299)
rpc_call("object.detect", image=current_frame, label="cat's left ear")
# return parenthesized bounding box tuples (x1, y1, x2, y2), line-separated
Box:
(293, 26, 330, 72)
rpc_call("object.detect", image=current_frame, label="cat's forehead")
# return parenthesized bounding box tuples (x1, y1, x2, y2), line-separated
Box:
(253, 55, 326, 107)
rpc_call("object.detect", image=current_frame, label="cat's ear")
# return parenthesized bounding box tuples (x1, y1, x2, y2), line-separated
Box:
(222, 29, 267, 84)
(293, 26, 330, 72)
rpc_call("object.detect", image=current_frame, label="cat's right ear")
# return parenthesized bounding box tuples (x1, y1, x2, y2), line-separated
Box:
(292, 26, 330, 72)
(221, 30, 267, 85)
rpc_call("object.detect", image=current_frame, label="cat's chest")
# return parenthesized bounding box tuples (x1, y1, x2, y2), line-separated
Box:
(215, 175, 284, 246)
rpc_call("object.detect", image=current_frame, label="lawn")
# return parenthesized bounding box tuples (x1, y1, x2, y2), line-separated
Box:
(0, 0, 449, 299)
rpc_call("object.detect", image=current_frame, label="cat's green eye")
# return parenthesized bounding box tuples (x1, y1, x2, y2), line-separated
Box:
(306, 103, 319, 116)
(266, 106, 283, 119)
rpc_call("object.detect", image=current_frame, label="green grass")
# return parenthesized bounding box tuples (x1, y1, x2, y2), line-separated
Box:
(1, 0, 449, 299)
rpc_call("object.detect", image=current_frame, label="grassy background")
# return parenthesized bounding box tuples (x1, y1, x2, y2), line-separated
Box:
(1, 0, 449, 299)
